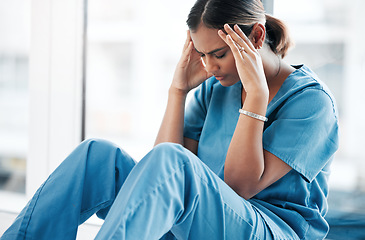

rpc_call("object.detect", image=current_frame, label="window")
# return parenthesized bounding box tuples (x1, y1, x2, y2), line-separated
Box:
(0, 1, 86, 216)
(0, 0, 30, 194)
(86, 0, 197, 160)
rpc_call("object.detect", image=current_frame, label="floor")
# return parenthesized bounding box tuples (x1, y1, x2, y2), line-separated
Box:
(0, 211, 101, 239)
(1, 190, 365, 239)
(325, 190, 365, 240)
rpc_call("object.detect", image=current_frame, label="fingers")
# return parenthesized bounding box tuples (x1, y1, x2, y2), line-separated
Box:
(178, 30, 194, 66)
(233, 24, 256, 51)
(221, 24, 255, 54)
(218, 31, 244, 61)
(181, 41, 193, 63)
(227, 35, 244, 60)
(183, 30, 192, 53)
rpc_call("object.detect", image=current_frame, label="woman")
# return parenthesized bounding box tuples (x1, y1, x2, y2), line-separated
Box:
(1, 0, 339, 239)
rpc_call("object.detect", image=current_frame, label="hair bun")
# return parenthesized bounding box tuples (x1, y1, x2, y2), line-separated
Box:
(265, 14, 293, 58)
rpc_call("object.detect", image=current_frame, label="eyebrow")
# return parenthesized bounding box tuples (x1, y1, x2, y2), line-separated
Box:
(194, 46, 227, 55)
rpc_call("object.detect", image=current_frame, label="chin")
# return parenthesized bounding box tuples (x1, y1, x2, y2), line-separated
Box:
(218, 78, 240, 87)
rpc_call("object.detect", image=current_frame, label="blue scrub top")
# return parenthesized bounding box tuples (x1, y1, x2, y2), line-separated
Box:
(183, 65, 339, 239)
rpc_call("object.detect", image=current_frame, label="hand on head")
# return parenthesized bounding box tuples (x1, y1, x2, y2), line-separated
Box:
(171, 30, 213, 94)
(218, 24, 268, 96)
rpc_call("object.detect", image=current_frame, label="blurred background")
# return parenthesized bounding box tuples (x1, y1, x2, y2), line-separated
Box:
(1, 0, 364, 238)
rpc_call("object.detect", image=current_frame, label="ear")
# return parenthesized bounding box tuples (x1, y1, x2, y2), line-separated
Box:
(250, 23, 266, 49)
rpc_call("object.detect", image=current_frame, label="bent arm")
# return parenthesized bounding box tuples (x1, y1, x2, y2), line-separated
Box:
(154, 30, 208, 153)
(224, 93, 291, 200)
(154, 87, 187, 146)
(219, 23, 292, 200)
(154, 87, 199, 154)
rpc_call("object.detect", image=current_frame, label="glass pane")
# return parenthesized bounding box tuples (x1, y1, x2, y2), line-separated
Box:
(86, 0, 196, 160)
(0, 0, 30, 193)
(274, 0, 365, 227)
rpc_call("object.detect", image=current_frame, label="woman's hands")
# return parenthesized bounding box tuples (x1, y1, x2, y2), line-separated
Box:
(171, 30, 212, 94)
(218, 24, 268, 99)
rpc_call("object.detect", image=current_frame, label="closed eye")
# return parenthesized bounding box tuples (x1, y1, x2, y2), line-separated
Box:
(195, 46, 228, 59)
(215, 53, 226, 59)
(200, 53, 225, 59)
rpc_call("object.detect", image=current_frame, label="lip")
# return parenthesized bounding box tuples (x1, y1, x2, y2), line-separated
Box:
(214, 75, 225, 81)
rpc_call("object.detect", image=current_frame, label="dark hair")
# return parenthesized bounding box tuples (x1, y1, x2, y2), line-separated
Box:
(186, 0, 293, 58)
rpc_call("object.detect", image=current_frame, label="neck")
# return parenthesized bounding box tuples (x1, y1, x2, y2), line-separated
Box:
(261, 50, 294, 86)
(259, 48, 295, 103)
(261, 50, 281, 82)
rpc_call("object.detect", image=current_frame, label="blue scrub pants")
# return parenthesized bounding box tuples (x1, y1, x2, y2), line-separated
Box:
(1, 139, 273, 240)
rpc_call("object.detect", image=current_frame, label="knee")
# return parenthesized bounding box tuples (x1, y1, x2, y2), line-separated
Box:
(144, 142, 196, 169)
(153, 142, 184, 152)
(152, 142, 187, 160)
(81, 138, 119, 152)
(75, 138, 122, 164)
(82, 138, 114, 147)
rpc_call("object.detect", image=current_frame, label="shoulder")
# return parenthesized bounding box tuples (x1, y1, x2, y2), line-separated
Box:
(263, 66, 339, 182)
(291, 65, 337, 117)
(268, 64, 338, 120)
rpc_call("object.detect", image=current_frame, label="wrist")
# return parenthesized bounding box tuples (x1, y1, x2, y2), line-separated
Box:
(244, 80, 269, 99)
(242, 91, 268, 115)
(246, 88, 269, 103)
(169, 86, 189, 99)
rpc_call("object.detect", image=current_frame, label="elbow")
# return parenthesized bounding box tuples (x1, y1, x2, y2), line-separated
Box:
(224, 165, 263, 200)
(224, 175, 256, 200)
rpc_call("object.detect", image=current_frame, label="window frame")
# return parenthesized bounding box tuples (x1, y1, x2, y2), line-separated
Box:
(0, 0, 85, 212)
(262, 0, 274, 14)
(27, 0, 86, 196)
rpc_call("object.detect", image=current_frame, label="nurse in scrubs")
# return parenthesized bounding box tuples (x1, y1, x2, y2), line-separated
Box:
(1, 0, 339, 239)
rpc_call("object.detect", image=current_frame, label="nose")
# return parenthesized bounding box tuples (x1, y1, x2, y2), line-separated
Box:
(204, 56, 220, 74)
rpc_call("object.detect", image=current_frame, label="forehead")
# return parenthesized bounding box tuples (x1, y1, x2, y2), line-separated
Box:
(190, 24, 226, 53)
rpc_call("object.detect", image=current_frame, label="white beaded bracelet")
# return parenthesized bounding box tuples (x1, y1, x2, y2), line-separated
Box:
(239, 109, 268, 122)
